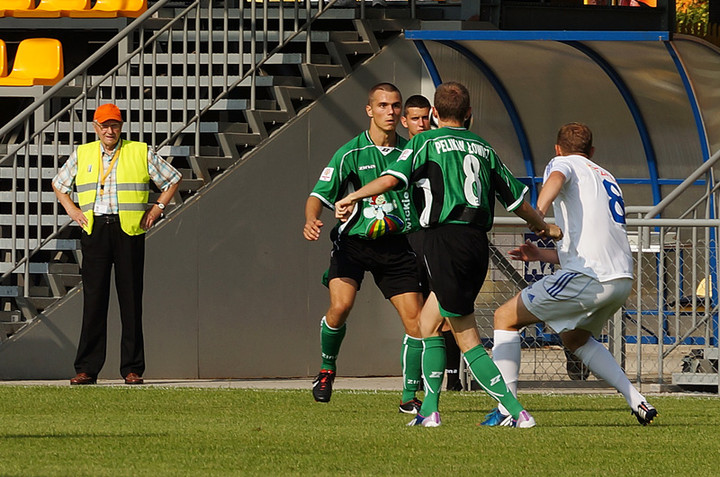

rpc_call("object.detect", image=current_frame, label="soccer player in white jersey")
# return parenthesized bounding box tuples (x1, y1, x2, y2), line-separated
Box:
(484, 122, 658, 426)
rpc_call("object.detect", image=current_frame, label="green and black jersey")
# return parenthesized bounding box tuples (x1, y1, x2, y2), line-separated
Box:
(382, 127, 528, 230)
(310, 131, 419, 239)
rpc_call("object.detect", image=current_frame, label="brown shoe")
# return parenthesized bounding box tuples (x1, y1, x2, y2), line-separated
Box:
(124, 372, 144, 385)
(70, 373, 96, 385)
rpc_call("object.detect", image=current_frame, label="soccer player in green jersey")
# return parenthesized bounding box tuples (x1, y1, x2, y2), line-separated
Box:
(401, 94, 431, 138)
(336, 81, 562, 427)
(402, 94, 464, 392)
(303, 83, 425, 413)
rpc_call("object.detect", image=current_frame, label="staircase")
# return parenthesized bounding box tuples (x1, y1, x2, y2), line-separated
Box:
(0, 0, 416, 342)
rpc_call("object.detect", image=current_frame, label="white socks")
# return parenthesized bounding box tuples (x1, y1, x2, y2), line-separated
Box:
(493, 331, 646, 413)
(492, 330, 521, 416)
(573, 337, 646, 411)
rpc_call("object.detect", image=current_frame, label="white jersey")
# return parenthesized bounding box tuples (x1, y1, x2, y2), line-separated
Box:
(544, 154, 633, 281)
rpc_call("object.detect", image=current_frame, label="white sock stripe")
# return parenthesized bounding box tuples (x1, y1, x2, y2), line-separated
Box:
(321, 316, 345, 331)
(401, 340, 408, 380)
(469, 366, 505, 402)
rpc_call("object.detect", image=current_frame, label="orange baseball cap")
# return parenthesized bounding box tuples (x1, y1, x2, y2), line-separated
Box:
(94, 104, 123, 123)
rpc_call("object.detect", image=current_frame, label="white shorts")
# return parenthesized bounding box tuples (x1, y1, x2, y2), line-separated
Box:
(521, 271, 633, 337)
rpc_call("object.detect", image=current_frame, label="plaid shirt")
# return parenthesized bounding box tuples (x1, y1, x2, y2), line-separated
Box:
(52, 139, 182, 215)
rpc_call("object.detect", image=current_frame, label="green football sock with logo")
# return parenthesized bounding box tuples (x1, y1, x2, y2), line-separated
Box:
(320, 316, 346, 372)
(464, 344, 524, 419)
(401, 334, 423, 403)
(418, 336, 446, 416)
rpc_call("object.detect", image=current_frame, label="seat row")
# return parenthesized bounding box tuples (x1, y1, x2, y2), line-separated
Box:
(0, 0, 147, 18)
(0, 38, 63, 86)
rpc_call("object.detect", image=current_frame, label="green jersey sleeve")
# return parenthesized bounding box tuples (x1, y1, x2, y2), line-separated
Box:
(381, 135, 424, 190)
(490, 153, 528, 212)
(310, 150, 351, 209)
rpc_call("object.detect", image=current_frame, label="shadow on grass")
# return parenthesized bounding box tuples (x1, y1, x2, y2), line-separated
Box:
(453, 404, 628, 414)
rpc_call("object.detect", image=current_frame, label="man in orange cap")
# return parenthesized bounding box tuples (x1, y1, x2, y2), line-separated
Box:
(52, 103, 182, 385)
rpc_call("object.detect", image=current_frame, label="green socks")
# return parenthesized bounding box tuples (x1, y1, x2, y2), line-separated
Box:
(401, 335, 423, 403)
(320, 316, 346, 372)
(418, 336, 446, 416)
(464, 344, 524, 419)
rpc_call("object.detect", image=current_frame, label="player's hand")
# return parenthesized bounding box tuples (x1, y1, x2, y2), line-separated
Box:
(303, 218, 323, 241)
(334, 197, 356, 222)
(508, 239, 541, 262)
(539, 223, 563, 241)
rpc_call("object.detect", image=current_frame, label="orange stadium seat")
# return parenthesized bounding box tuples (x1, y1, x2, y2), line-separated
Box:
(68, 0, 148, 18)
(0, 40, 7, 77)
(10, 0, 90, 18)
(0, 0, 34, 18)
(0, 38, 64, 87)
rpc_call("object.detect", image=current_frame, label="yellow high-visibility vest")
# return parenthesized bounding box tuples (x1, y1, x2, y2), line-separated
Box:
(75, 139, 150, 236)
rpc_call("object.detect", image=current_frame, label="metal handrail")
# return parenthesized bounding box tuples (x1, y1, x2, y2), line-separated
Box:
(0, 0, 344, 293)
(644, 148, 720, 219)
(159, 0, 338, 149)
(0, 0, 172, 145)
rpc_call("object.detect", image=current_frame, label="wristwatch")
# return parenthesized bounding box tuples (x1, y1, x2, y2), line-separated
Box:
(154, 201, 166, 210)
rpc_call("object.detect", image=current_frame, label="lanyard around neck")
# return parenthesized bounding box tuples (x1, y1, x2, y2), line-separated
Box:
(98, 140, 121, 196)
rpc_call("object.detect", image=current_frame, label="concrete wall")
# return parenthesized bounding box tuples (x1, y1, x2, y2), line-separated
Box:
(0, 37, 428, 379)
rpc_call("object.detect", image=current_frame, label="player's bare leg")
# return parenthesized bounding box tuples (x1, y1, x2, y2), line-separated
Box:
(492, 292, 656, 425)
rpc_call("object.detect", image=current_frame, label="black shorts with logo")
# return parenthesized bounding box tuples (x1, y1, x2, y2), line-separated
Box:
(327, 229, 424, 299)
(415, 224, 489, 317)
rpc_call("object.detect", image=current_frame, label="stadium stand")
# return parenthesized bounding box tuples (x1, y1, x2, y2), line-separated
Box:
(0, 0, 34, 18)
(8, 0, 90, 18)
(0, 0, 717, 389)
(0, 38, 64, 86)
(68, 0, 148, 18)
(0, 40, 6, 77)
(0, 1, 400, 343)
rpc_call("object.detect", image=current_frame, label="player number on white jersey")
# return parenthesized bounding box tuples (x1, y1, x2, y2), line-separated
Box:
(603, 178, 626, 224)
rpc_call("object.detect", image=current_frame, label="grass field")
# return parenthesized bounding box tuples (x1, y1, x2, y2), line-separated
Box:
(0, 386, 717, 476)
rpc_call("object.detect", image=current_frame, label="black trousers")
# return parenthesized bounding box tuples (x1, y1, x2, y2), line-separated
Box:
(75, 216, 145, 378)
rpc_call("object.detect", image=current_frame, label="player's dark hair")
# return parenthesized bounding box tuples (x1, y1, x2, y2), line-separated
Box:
(557, 122, 593, 157)
(368, 82, 401, 105)
(403, 95, 431, 116)
(433, 82, 470, 123)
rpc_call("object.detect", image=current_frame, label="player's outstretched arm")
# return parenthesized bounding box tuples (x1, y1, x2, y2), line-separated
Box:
(335, 175, 400, 222)
(513, 201, 563, 241)
(509, 239, 560, 264)
(537, 171, 565, 216)
(303, 196, 324, 241)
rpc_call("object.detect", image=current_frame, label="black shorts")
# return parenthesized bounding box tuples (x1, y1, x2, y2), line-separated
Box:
(327, 230, 424, 299)
(417, 224, 489, 317)
(406, 231, 430, 298)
